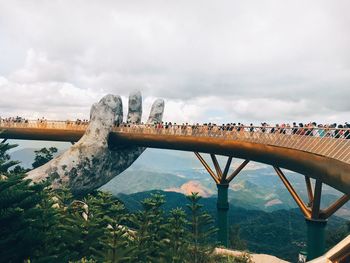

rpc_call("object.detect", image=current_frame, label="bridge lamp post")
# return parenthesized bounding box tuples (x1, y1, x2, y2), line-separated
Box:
(194, 153, 249, 247)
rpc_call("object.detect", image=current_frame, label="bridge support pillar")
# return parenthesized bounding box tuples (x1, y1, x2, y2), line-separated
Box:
(194, 152, 249, 248)
(305, 218, 327, 260)
(217, 183, 229, 247)
(273, 170, 347, 260)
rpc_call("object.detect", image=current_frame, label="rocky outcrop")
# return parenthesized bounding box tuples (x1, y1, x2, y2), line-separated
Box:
(26, 92, 164, 195)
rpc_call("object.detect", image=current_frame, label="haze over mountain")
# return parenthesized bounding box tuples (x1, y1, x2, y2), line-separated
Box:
(11, 146, 350, 219)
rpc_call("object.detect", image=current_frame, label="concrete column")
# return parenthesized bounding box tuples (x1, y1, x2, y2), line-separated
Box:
(305, 218, 327, 260)
(217, 184, 229, 247)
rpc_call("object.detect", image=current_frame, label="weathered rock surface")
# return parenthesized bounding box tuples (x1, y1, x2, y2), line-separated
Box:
(26, 92, 164, 195)
(147, 98, 165, 124)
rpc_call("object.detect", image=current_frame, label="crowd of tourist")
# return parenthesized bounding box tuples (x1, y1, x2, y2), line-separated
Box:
(65, 119, 89, 125)
(1, 116, 349, 139)
(0, 116, 29, 123)
(0, 117, 89, 126)
(116, 121, 350, 139)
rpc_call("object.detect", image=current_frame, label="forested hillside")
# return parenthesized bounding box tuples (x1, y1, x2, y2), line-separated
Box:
(118, 190, 350, 262)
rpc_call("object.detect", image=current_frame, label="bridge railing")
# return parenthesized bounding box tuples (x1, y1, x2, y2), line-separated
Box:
(115, 125, 350, 164)
(0, 120, 88, 130)
(0, 120, 349, 164)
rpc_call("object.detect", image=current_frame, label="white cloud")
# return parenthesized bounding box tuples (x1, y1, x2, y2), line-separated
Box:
(9, 49, 69, 83)
(0, 0, 349, 123)
(0, 75, 101, 120)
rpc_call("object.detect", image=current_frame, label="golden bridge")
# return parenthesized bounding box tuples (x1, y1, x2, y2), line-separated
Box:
(1, 120, 350, 260)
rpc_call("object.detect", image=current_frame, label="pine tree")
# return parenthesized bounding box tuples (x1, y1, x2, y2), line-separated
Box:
(0, 142, 19, 173)
(32, 147, 58, 169)
(130, 193, 167, 262)
(0, 141, 51, 262)
(186, 192, 217, 263)
(92, 192, 135, 262)
(229, 224, 247, 250)
(0, 173, 48, 262)
(56, 192, 107, 262)
(165, 207, 190, 262)
(31, 183, 67, 262)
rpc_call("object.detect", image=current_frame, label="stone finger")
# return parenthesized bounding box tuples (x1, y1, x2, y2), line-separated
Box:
(85, 94, 121, 141)
(147, 99, 164, 124)
(114, 96, 123, 125)
(127, 91, 142, 124)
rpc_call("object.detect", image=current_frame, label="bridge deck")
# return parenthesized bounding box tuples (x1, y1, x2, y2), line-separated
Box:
(1, 121, 349, 194)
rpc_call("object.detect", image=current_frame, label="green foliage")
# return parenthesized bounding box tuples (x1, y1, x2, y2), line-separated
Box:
(0, 143, 229, 263)
(91, 192, 134, 262)
(326, 220, 350, 250)
(32, 183, 65, 263)
(229, 225, 247, 250)
(0, 173, 56, 262)
(9, 164, 30, 174)
(55, 191, 128, 262)
(187, 192, 217, 263)
(32, 147, 58, 169)
(211, 253, 253, 263)
(0, 142, 19, 173)
(129, 193, 167, 262)
(0, 182, 232, 263)
(164, 208, 190, 262)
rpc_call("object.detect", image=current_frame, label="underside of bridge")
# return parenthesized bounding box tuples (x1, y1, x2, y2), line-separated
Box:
(193, 152, 350, 260)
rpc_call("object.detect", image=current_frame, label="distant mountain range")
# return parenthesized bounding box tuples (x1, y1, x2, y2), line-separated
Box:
(101, 148, 350, 218)
(10, 147, 350, 219)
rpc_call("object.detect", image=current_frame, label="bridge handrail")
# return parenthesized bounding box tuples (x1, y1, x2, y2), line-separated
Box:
(113, 125, 350, 164)
(0, 120, 349, 134)
(0, 120, 349, 164)
(0, 120, 88, 130)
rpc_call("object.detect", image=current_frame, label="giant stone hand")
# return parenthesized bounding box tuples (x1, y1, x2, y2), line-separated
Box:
(26, 92, 164, 195)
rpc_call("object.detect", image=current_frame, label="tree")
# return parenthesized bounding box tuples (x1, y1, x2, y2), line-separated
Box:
(130, 193, 167, 262)
(88, 191, 134, 262)
(186, 192, 217, 263)
(165, 207, 191, 262)
(0, 142, 19, 173)
(229, 224, 247, 250)
(326, 220, 350, 250)
(0, 141, 227, 263)
(32, 147, 58, 168)
(31, 184, 68, 263)
(56, 193, 107, 262)
(0, 173, 54, 262)
(0, 141, 45, 261)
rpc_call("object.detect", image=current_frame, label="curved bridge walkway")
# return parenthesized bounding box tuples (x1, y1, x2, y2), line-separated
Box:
(1, 120, 349, 260)
(117, 124, 350, 164)
(2, 120, 350, 164)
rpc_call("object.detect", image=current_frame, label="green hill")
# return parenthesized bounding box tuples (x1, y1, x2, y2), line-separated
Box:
(115, 189, 348, 262)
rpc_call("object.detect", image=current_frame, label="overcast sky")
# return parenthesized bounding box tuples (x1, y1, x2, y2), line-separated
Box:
(1, 0, 349, 125)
